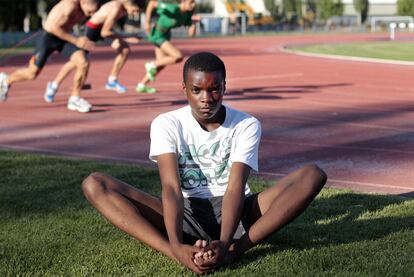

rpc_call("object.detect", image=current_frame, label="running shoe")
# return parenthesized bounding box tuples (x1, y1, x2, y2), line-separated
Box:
(105, 80, 127, 94)
(67, 97, 92, 113)
(44, 82, 58, 103)
(0, 72, 9, 101)
(136, 84, 156, 94)
(145, 62, 157, 81)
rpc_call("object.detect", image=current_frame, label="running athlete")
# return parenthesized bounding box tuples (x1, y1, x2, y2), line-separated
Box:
(136, 0, 200, 94)
(0, 0, 98, 113)
(44, 0, 145, 103)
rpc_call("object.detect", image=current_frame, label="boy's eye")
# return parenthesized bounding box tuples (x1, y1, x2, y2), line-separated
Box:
(192, 88, 200, 93)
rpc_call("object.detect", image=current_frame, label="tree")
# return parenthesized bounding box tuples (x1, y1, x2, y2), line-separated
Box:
(316, 0, 344, 21)
(354, 0, 369, 26)
(397, 0, 414, 16)
(0, 0, 57, 32)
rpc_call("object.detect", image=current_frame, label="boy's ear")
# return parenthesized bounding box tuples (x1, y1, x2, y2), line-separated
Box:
(182, 81, 186, 94)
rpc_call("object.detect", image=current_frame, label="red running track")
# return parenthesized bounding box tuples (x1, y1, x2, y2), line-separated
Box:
(0, 32, 413, 196)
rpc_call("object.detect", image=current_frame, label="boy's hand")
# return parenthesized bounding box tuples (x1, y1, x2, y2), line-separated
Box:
(171, 243, 209, 274)
(191, 15, 201, 22)
(196, 240, 228, 270)
(75, 37, 94, 51)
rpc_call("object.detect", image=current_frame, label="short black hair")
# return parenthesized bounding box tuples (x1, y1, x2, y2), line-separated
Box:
(183, 52, 226, 83)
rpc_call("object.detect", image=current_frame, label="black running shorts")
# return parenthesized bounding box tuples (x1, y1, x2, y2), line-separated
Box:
(182, 193, 258, 244)
(31, 30, 81, 68)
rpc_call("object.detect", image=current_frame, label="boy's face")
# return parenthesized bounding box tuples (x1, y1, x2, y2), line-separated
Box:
(183, 70, 225, 122)
(80, 0, 98, 17)
(182, 0, 196, 12)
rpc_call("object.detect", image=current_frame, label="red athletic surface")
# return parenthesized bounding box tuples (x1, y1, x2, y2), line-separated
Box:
(1, 33, 413, 196)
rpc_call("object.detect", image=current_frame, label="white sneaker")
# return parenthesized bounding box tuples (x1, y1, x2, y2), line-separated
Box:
(44, 82, 58, 103)
(0, 72, 9, 101)
(67, 97, 92, 113)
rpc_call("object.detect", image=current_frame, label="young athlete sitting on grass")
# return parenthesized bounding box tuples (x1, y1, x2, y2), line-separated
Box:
(44, 0, 145, 103)
(81, 52, 327, 274)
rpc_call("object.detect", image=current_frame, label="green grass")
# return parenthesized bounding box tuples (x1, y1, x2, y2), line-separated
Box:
(292, 41, 414, 62)
(0, 46, 33, 55)
(1, 150, 413, 276)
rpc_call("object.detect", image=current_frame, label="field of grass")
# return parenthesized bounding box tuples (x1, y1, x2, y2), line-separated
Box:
(292, 41, 414, 62)
(1, 150, 413, 276)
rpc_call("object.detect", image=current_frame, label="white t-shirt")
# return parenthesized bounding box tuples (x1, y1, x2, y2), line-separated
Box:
(149, 104, 261, 198)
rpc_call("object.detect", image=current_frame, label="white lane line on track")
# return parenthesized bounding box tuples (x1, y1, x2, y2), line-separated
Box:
(260, 138, 414, 155)
(256, 171, 412, 192)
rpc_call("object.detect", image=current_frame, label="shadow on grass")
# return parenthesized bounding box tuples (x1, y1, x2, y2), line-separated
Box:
(229, 192, 413, 270)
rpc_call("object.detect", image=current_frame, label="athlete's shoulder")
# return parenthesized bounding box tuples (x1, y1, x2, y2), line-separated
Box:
(152, 106, 189, 127)
(226, 105, 259, 124)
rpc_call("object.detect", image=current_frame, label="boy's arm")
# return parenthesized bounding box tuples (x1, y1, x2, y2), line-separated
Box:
(156, 153, 206, 274)
(220, 162, 251, 247)
(187, 23, 197, 37)
(46, 1, 93, 50)
(145, 0, 158, 35)
(199, 162, 251, 270)
(100, 6, 122, 39)
(187, 15, 200, 37)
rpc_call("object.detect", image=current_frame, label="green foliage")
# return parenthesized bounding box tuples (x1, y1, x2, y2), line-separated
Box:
(353, 0, 369, 24)
(397, 0, 414, 16)
(1, 150, 414, 276)
(195, 2, 213, 13)
(263, 0, 280, 21)
(316, 0, 344, 21)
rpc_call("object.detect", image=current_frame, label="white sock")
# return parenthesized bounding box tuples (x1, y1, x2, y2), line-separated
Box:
(69, 96, 80, 102)
(49, 81, 58, 90)
(108, 76, 117, 83)
(137, 83, 144, 88)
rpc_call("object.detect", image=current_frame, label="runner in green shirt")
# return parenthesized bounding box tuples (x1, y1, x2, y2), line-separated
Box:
(136, 0, 200, 94)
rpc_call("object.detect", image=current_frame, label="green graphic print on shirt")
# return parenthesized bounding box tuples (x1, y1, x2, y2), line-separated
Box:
(178, 136, 233, 190)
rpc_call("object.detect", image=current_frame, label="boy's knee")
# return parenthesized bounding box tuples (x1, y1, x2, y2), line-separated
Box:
(82, 172, 105, 199)
(175, 55, 183, 63)
(301, 164, 327, 190)
(77, 59, 89, 71)
(27, 68, 40, 80)
(121, 46, 130, 56)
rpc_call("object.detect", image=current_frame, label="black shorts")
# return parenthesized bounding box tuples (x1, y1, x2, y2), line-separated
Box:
(32, 30, 81, 69)
(85, 21, 103, 42)
(182, 193, 258, 244)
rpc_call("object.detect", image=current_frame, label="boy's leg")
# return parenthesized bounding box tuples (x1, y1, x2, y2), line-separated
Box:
(136, 47, 166, 93)
(82, 172, 177, 260)
(44, 61, 76, 103)
(230, 164, 327, 259)
(54, 61, 77, 86)
(66, 49, 92, 112)
(0, 63, 40, 101)
(156, 41, 183, 67)
(69, 50, 89, 98)
(110, 39, 130, 78)
(7, 62, 40, 85)
(105, 39, 129, 94)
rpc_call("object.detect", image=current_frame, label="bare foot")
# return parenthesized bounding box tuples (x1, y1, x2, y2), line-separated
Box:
(193, 240, 214, 265)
